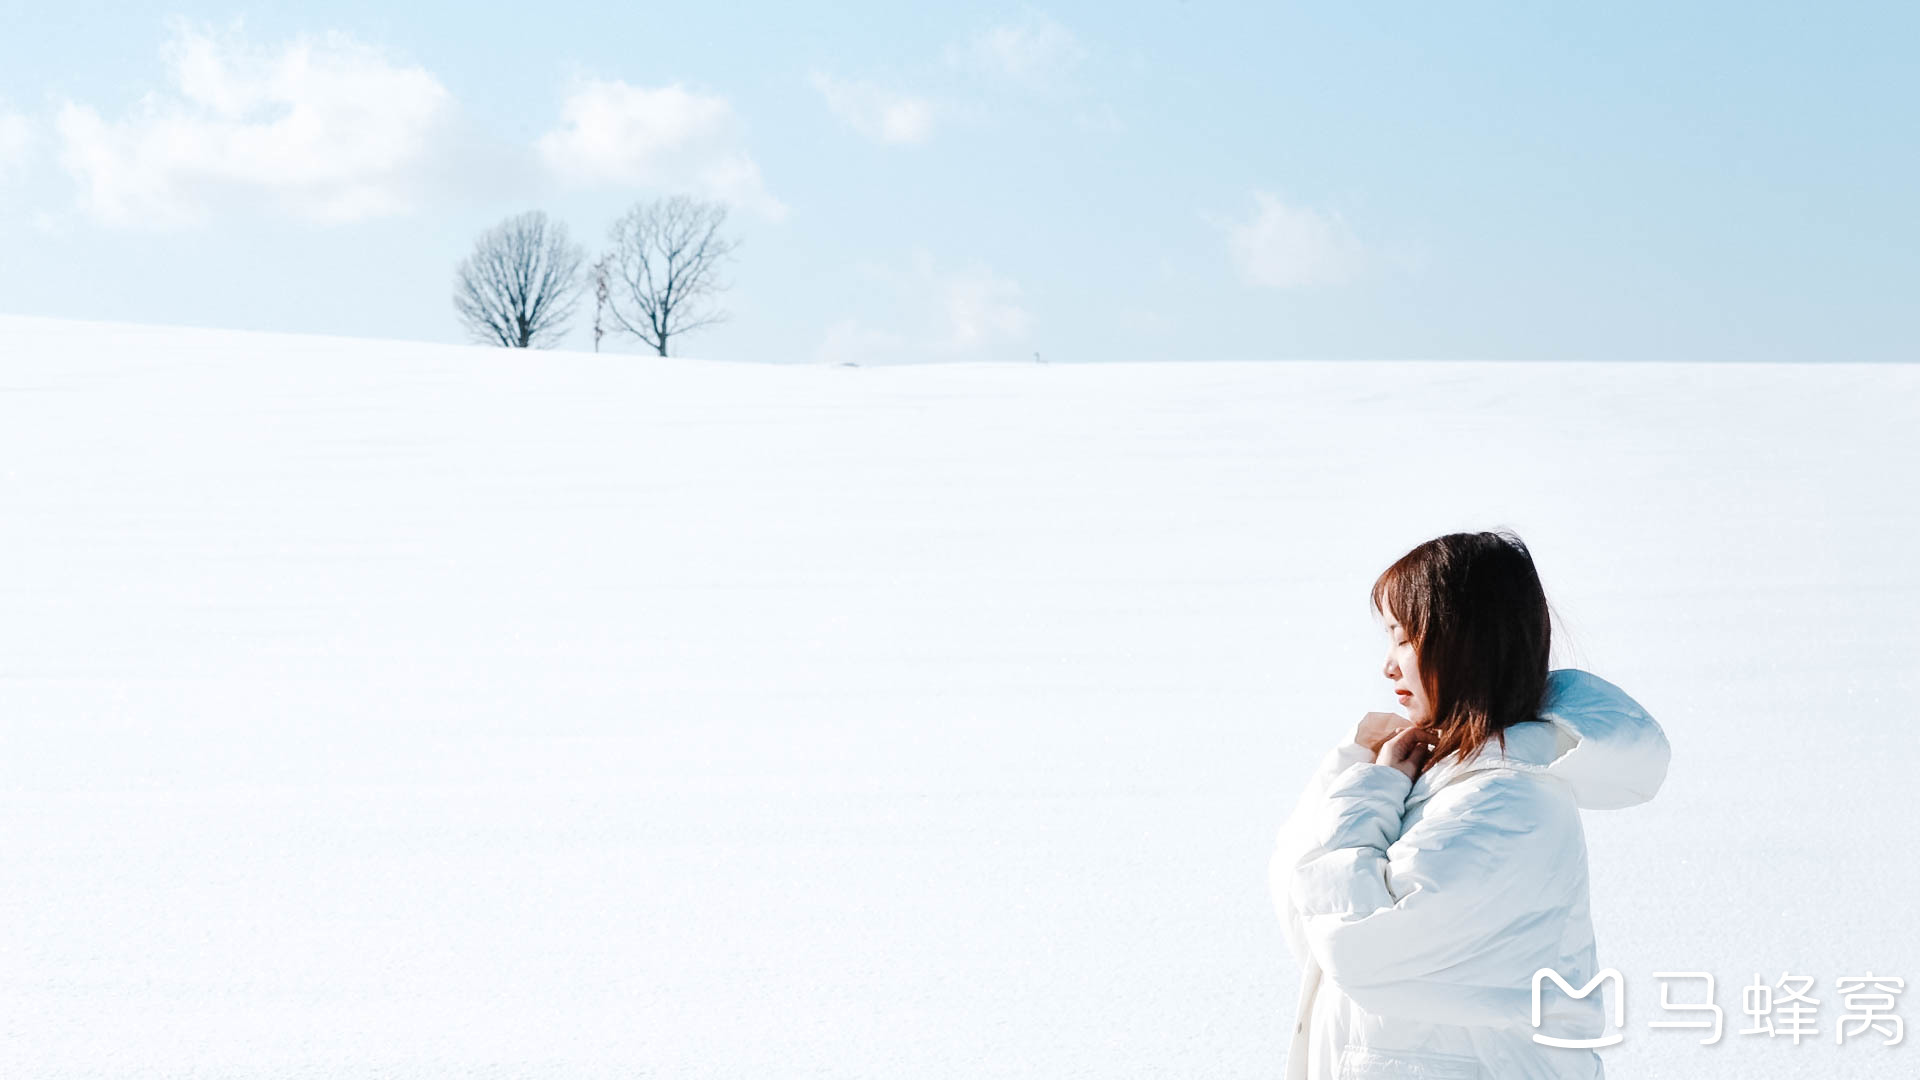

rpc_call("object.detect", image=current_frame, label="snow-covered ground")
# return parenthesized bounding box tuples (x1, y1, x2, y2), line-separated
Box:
(2, 313, 1914, 1079)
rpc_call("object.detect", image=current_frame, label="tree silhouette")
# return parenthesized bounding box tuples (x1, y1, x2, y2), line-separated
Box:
(453, 211, 586, 348)
(603, 195, 739, 357)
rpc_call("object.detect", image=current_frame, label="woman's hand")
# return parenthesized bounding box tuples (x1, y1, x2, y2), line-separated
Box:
(1354, 711, 1411, 754)
(1377, 725, 1436, 782)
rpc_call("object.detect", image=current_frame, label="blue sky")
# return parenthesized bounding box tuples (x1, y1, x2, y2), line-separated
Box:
(0, 2, 1913, 363)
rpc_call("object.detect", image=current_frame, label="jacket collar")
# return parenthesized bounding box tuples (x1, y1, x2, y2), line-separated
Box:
(1405, 720, 1563, 811)
(1403, 668, 1669, 812)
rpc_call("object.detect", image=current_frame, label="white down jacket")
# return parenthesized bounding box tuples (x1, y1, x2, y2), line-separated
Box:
(1269, 668, 1670, 1080)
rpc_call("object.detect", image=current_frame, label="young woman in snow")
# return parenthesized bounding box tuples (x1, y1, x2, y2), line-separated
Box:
(1269, 530, 1670, 1079)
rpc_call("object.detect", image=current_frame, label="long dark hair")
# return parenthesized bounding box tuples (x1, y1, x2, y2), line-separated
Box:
(1369, 529, 1552, 769)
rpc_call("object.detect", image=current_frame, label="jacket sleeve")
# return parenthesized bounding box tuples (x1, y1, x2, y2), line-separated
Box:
(1281, 764, 1591, 1030)
(1267, 739, 1377, 967)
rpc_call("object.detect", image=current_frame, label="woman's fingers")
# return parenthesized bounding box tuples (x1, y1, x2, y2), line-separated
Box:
(1378, 725, 1437, 780)
(1377, 726, 1412, 763)
(1356, 711, 1411, 753)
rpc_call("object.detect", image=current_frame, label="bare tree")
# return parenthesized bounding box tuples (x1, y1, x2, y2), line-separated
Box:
(603, 195, 739, 357)
(453, 210, 586, 348)
(590, 255, 610, 353)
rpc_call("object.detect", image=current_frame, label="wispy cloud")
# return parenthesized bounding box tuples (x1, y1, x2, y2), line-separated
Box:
(808, 72, 935, 145)
(948, 13, 1088, 90)
(817, 251, 1032, 364)
(54, 20, 454, 226)
(938, 259, 1030, 348)
(536, 79, 785, 220)
(1217, 191, 1366, 289)
(806, 14, 1105, 147)
(0, 105, 33, 182)
(939, 14, 1120, 135)
(816, 319, 910, 365)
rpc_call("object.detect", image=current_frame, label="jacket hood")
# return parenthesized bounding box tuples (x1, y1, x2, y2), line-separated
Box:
(1406, 668, 1671, 811)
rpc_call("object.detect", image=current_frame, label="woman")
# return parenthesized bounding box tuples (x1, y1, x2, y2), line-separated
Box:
(1269, 531, 1670, 1079)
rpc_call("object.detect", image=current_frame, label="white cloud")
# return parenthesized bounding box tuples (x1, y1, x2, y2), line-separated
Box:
(816, 252, 1032, 364)
(1114, 308, 1175, 336)
(815, 319, 910, 365)
(940, 14, 1117, 132)
(1073, 103, 1124, 134)
(1220, 191, 1366, 289)
(937, 260, 1030, 349)
(949, 13, 1087, 88)
(0, 106, 33, 181)
(808, 72, 934, 145)
(536, 79, 785, 220)
(54, 20, 454, 226)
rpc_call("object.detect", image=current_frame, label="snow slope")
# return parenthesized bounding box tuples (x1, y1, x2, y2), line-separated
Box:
(2, 314, 1915, 1079)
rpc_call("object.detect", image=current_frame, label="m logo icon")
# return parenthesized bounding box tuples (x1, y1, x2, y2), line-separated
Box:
(1532, 967, 1625, 1048)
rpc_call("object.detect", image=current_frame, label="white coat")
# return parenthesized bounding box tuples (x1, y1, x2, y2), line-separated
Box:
(1269, 668, 1670, 1079)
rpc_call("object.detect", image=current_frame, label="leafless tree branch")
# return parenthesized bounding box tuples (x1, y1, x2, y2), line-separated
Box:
(453, 211, 587, 349)
(590, 255, 611, 353)
(602, 195, 740, 357)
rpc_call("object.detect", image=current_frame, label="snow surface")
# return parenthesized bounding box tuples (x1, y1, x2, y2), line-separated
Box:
(2, 313, 1915, 1079)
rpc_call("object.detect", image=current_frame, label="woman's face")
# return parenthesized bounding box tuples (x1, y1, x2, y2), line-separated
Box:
(1382, 615, 1432, 726)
